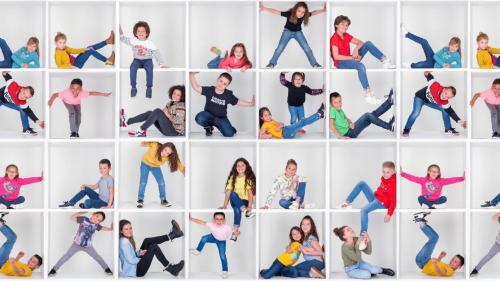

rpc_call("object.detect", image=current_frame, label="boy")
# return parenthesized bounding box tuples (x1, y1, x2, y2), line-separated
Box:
(403, 71, 466, 137)
(0, 72, 45, 136)
(470, 213, 500, 276)
(190, 72, 255, 137)
(329, 90, 395, 139)
(58, 159, 114, 209)
(470, 78, 500, 138)
(48, 78, 111, 139)
(189, 212, 234, 279)
(481, 194, 500, 208)
(48, 211, 113, 276)
(0, 213, 42, 277)
(413, 212, 464, 277)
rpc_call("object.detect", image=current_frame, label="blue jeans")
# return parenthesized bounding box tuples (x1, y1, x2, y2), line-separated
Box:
(288, 105, 305, 125)
(345, 94, 393, 138)
(229, 192, 248, 227)
(282, 259, 325, 278)
(416, 224, 439, 269)
(404, 96, 452, 130)
(0, 196, 25, 208)
(346, 181, 385, 233)
(345, 261, 382, 279)
(196, 234, 228, 272)
(138, 162, 166, 201)
(69, 187, 107, 209)
(207, 55, 222, 69)
(406, 32, 435, 69)
(130, 58, 153, 90)
(269, 29, 318, 66)
(195, 111, 236, 137)
(418, 195, 447, 208)
(0, 224, 16, 265)
(0, 100, 30, 129)
(282, 113, 320, 139)
(491, 194, 500, 205)
(337, 41, 385, 90)
(73, 40, 108, 68)
(261, 259, 286, 279)
(279, 182, 306, 209)
(0, 38, 13, 68)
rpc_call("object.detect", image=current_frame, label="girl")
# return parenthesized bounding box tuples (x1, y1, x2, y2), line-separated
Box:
(137, 142, 185, 208)
(121, 85, 186, 137)
(0, 37, 40, 68)
(0, 165, 43, 209)
(333, 226, 394, 279)
(218, 158, 256, 242)
(280, 72, 324, 134)
(259, 104, 324, 139)
(54, 31, 115, 69)
(207, 43, 252, 71)
(476, 32, 500, 69)
(119, 219, 184, 278)
(261, 2, 325, 68)
(330, 15, 395, 104)
(402, 26, 462, 69)
(282, 216, 325, 278)
(401, 165, 465, 209)
(260, 226, 304, 279)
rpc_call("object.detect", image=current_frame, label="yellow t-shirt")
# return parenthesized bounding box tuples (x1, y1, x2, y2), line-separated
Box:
(226, 176, 252, 201)
(142, 142, 184, 172)
(277, 241, 301, 266)
(422, 260, 454, 277)
(54, 47, 86, 69)
(1, 260, 32, 277)
(261, 121, 283, 139)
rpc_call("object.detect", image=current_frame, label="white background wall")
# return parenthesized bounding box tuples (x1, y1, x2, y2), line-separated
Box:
(471, 1, 500, 69)
(49, 142, 115, 208)
(259, 142, 326, 209)
(189, 142, 256, 209)
(471, 143, 500, 209)
(470, 212, 500, 276)
(471, 73, 500, 139)
(260, 1, 325, 68)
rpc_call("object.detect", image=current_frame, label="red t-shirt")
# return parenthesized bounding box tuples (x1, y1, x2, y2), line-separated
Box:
(330, 32, 353, 67)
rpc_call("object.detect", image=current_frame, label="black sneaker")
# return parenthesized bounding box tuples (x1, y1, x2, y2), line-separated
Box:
(22, 128, 38, 136)
(137, 199, 144, 208)
(204, 126, 213, 136)
(165, 261, 184, 276)
(388, 116, 396, 132)
(161, 199, 172, 207)
(131, 88, 137, 97)
(402, 128, 410, 137)
(480, 201, 496, 208)
(146, 87, 152, 99)
(76, 133, 80, 138)
(265, 63, 275, 69)
(48, 269, 57, 276)
(79, 203, 85, 209)
(168, 220, 184, 240)
(230, 233, 237, 242)
(70, 132, 78, 139)
(381, 268, 395, 276)
(470, 268, 478, 277)
(493, 132, 499, 138)
(104, 268, 113, 275)
(385, 89, 395, 105)
(413, 211, 431, 223)
(317, 103, 325, 118)
(58, 201, 74, 208)
(445, 128, 460, 136)
(312, 63, 322, 69)
(0, 212, 9, 223)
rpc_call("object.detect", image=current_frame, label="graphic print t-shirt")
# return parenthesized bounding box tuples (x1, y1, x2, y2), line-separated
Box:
(201, 86, 238, 118)
(73, 216, 102, 247)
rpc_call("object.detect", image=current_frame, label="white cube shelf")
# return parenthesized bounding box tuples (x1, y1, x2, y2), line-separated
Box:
(471, 72, 500, 139)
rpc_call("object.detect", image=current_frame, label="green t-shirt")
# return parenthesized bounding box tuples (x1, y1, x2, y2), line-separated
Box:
(329, 107, 349, 136)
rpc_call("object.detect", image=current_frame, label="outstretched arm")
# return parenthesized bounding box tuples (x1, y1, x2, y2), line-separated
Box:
(48, 93, 60, 107)
(189, 214, 207, 225)
(89, 91, 112, 97)
(101, 222, 113, 231)
(470, 93, 481, 107)
(310, 3, 326, 16)
(189, 72, 203, 94)
(259, 2, 281, 15)
(237, 95, 255, 107)
(71, 212, 87, 222)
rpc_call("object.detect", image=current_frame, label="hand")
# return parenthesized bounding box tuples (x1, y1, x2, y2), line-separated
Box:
(80, 184, 86, 189)
(424, 71, 432, 76)
(9, 258, 15, 264)
(160, 65, 169, 68)
(103, 92, 112, 96)
(218, 205, 227, 209)
(458, 120, 467, 128)
(225, 67, 232, 72)
(250, 95, 256, 106)
(439, 251, 447, 259)
(340, 136, 350, 140)
(259, 2, 264, 11)
(119, 25, 123, 35)
(18, 251, 25, 258)
(322, 84, 325, 92)
(21, 63, 29, 68)
(400, 166, 403, 173)
(110, 222, 114, 230)
(139, 250, 147, 256)
(41, 171, 44, 177)
(286, 245, 292, 254)
(2, 71, 9, 75)
(71, 66, 79, 69)
(241, 66, 249, 72)
(470, 100, 475, 107)
(36, 120, 45, 128)
(323, 3, 327, 11)
(384, 214, 391, 223)
(261, 205, 269, 209)
(352, 53, 361, 60)
(443, 64, 450, 68)
(349, 122, 354, 129)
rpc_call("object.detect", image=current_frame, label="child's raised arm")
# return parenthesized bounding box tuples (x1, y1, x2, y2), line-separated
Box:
(259, 2, 281, 15)
(71, 211, 87, 222)
(101, 221, 113, 231)
(89, 91, 112, 97)
(310, 3, 327, 16)
(189, 72, 203, 94)
(470, 92, 481, 107)
(189, 213, 207, 225)
(237, 95, 255, 107)
(280, 72, 290, 87)
(400, 171, 425, 184)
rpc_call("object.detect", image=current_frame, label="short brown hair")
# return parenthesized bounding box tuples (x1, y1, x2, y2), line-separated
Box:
(286, 159, 297, 168)
(133, 21, 150, 39)
(219, 73, 232, 84)
(99, 159, 111, 168)
(382, 161, 395, 170)
(476, 32, 488, 42)
(54, 32, 66, 42)
(334, 15, 351, 31)
(24, 86, 35, 97)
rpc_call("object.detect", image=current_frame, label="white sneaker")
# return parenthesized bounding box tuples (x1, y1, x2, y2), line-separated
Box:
(190, 248, 200, 256)
(12, 204, 24, 209)
(401, 23, 409, 37)
(433, 203, 447, 209)
(221, 271, 229, 279)
(383, 59, 396, 69)
(302, 203, 316, 209)
(402, 62, 412, 68)
(289, 201, 300, 210)
(358, 241, 367, 251)
(245, 209, 255, 218)
(365, 94, 382, 105)
(336, 201, 352, 209)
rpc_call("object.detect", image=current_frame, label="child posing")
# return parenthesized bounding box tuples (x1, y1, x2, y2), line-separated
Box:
(58, 159, 114, 209)
(330, 15, 395, 104)
(48, 211, 113, 276)
(0, 37, 40, 68)
(207, 43, 252, 71)
(401, 165, 464, 209)
(260, 226, 303, 279)
(470, 78, 500, 138)
(48, 78, 111, 139)
(190, 212, 234, 279)
(260, 2, 325, 69)
(329, 90, 395, 139)
(401, 25, 462, 68)
(120, 22, 167, 98)
(121, 85, 186, 137)
(219, 158, 256, 242)
(402, 71, 466, 137)
(54, 32, 115, 69)
(333, 226, 394, 279)
(0, 164, 43, 209)
(476, 32, 500, 69)
(259, 104, 325, 139)
(413, 212, 464, 277)
(0, 72, 45, 136)
(470, 213, 500, 277)
(190, 72, 255, 137)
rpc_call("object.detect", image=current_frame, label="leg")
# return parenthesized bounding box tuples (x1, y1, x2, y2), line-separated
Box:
(213, 116, 237, 137)
(0, 197, 16, 208)
(288, 106, 299, 125)
(82, 246, 110, 270)
(88, 40, 107, 51)
(486, 103, 499, 133)
(372, 92, 394, 117)
(140, 109, 178, 136)
(360, 199, 384, 233)
(215, 240, 228, 272)
(415, 223, 439, 269)
(229, 192, 245, 227)
(345, 264, 372, 279)
(295, 182, 307, 204)
(140, 235, 170, 250)
(418, 195, 434, 208)
(127, 111, 153, 125)
(358, 260, 382, 274)
(137, 162, 151, 200)
(261, 259, 286, 279)
(68, 187, 100, 205)
(144, 59, 154, 89)
(150, 167, 166, 200)
(136, 244, 170, 277)
(268, 29, 293, 66)
(338, 60, 369, 90)
(207, 55, 223, 69)
(346, 181, 376, 204)
(0, 38, 13, 68)
(74, 104, 82, 133)
(423, 102, 452, 130)
(130, 59, 141, 90)
(348, 112, 391, 138)
(2, 102, 30, 129)
(279, 199, 293, 209)
(405, 32, 435, 68)
(52, 244, 81, 270)
(63, 102, 78, 133)
(294, 31, 319, 66)
(433, 196, 448, 205)
(83, 199, 108, 209)
(474, 242, 500, 271)
(196, 234, 216, 252)
(293, 260, 325, 278)
(358, 41, 385, 61)
(282, 112, 320, 138)
(0, 224, 17, 265)
(73, 52, 92, 69)
(296, 106, 305, 121)
(491, 194, 500, 205)
(7, 196, 25, 207)
(195, 111, 215, 129)
(404, 95, 425, 130)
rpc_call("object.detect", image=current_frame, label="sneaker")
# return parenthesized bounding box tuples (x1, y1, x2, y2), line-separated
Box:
(165, 261, 184, 277)
(301, 203, 316, 209)
(128, 129, 146, 137)
(190, 248, 200, 256)
(413, 211, 430, 223)
(131, 88, 137, 97)
(312, 63, 322, 69)
(230, 233, 238, 242)
(402, 62, 412, 68)
(336, 201, 352, 209)
(265, 63, 275, 69)
(364, 94, 382, 105)
(445, 128, 460, 136)
(204, 126, 213, 136)
(22, 128, 38, 136)
(168, 220, 184, 240)
(70, 132, 78, 139)
(493, 132, 499, 138)
(221, 271, 229, 279)
(402, 128, 411, 137)
(309, 267, 325, 279)
(289, 201, 300, 210)
(210, 47, 222, 56)
(388, 116, 396, 132)
(470, 268, 478, 277)
(76, 133, 80, 138)
(432, 203, 447, 209)
(161, 199, 172, 207)
(146, 87, 152, 98)
(0, 212, 9, 223)
(382, 58, 396, 69)
(245, 209, 255, 218)
(78, 203, 86, 209)
(58, 201, 74, 208)
(381, 268, 395, 276)
(137, 199, 144, 208)
(317, 103, 325, 118)
(358, 240, 367, 251)
(120, 109, 127, 127)
(401, 23, 409, 37)
(480, 201, 496, 208)
(48, 269, 57, 276)
(11, 203, 24, 209)
(385, 89, 395, 105)
(104, 268, 113, 275)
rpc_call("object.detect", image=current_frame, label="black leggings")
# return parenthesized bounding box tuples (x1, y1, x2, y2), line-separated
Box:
(136, 234, 170, 277)
(127, 108, 180, 136)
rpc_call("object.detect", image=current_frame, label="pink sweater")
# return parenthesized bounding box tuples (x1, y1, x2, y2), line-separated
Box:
(0, 177, 43, 201)
(401, 172, 464, 201)
(218, 56, 252, 69)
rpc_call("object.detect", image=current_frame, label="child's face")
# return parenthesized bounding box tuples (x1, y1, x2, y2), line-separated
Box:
(233, 47, 244, 60)
(448, 43, 459, 53)
(27, 256, 40, 270)
(18, 88, 33, 100)
(300, 219, 311, 234)
(330, 96, 342, 109)
(236, 161, 247, 176)
(449, 256, 462, 270)
(261, 110, 272, 122)
(171, 89, 182, 102)
(291, 229, 302, 241)
(292, 75, 304, 88)
(161, 147, 172, 157)
(5, 166, 18, 179)
(90, 213, 104, 224)
(99, 164, 110, 176)
(70, 84, 82, 97)
(295, 6, 306, 19)
(135, 27, 148, 40)
(428, 166, 440, 179)
(56, 39, 66, 50)
(285, 164, 297, 178)
(336, 21, 349, 33)
(215, 77, 230, 92)
(27, 43, 37, 53)
(440, 88, 454, 100)
(121, 223, 133, 238)
(492, 84, 500, 97)
(213, 214, 226, 225)
(344, 226, 355, 240)
(478, 39, 488, 50)
(382, 167, 395, 179)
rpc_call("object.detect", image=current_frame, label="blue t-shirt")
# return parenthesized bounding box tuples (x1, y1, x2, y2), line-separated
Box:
(302, 235, 323, 261)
